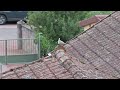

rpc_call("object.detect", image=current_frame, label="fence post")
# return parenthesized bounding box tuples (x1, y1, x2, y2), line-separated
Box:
(0, 63, 2, 79)
(5, 40, 7, 65)
(17, 21, 23, 49)
(38, 33, 42, 59)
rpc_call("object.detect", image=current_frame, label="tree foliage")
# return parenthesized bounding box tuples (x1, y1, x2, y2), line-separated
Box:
(27, 11, 112, 56)
(85, 11, 113, 19)
(27, 11, 88, 42)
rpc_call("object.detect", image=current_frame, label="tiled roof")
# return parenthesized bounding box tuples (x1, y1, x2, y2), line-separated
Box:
(80, 15, 108, 27)
(0, 64, 24, 73)
(66, 11, 120, 78)
(1, 11, 120, 79)
(1, 45, 115, 79)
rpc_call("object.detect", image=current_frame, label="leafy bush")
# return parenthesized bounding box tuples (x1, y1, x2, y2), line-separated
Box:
(85, 11, 113, 19)
(27, 11, 87, 56)
(27, 11, 112, 57)
(34, 32, 56, 57)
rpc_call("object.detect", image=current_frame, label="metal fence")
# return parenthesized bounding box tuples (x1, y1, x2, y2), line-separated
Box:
(0, 38, 39, 64)
(0, 22, 41, 64)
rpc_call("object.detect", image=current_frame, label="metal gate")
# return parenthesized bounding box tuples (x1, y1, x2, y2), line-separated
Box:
(0, 38, 39, 64)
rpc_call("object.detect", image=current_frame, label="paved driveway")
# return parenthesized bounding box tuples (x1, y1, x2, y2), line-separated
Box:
(0, 24, 17, 40)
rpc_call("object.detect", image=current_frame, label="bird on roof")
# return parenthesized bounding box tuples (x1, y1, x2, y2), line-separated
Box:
(48, 52, 52, 56)
(58, 38, 65, 45)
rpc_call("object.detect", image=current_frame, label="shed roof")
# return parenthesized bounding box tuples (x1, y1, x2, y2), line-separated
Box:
(80, 15, 108, 27)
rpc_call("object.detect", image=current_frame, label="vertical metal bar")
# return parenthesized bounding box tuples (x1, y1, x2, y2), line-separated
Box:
(38, 33, 41, 59)
(29, 39, 30, 54)
(3, 40, 4, 56)
(31, 39, 32, 54)
(26, 39, 27, 54)
(5, 40, 7, 65)
(0, 63, 2, 79)
(24, 39, 26, 54)
(1, 41, 2, 56)
(12, 40, 13, 55)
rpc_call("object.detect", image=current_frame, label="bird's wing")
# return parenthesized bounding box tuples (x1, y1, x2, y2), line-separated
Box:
(58, 38, 65, 45)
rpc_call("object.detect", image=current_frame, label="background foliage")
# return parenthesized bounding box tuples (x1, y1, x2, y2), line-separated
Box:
(27, 11, 112, 56)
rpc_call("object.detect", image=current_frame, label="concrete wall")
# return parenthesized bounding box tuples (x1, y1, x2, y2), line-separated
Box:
(21, 24, 38, 54)
(21, 25, 35, 39)
(0, 54, 38, 64)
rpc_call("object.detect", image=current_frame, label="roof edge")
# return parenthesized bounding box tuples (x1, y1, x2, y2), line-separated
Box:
(66, 11, 116, 44)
